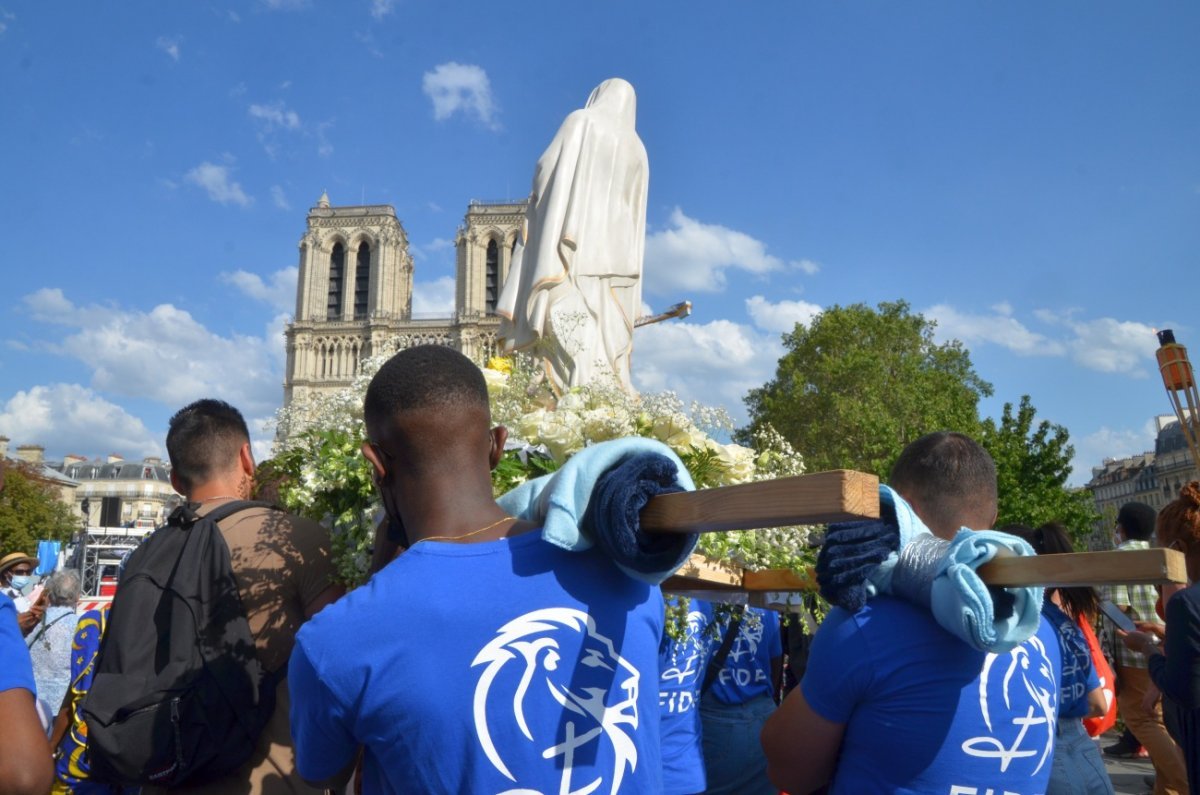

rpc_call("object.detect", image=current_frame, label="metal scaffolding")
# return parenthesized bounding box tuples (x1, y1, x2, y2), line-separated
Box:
(70, 525, 150, 598)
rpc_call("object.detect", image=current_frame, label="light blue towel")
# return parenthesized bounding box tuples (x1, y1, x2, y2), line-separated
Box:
(497, 437, 698, 583)
(869, 485, 1042, 654)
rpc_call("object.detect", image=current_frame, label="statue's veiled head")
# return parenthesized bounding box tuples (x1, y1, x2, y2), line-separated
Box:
(586, 78, 637, 128)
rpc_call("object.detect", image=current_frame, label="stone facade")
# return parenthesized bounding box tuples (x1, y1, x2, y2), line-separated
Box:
(1086, 414, 1200, 536)
(282, 195, 526, 413)
(60, 454, 180, 529)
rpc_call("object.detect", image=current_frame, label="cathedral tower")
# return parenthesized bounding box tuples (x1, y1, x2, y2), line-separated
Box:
(284, 193, 413, 407)
(281, 195, 526, 420)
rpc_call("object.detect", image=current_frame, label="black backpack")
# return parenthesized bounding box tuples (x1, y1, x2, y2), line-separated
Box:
(82, 500, 280, 787)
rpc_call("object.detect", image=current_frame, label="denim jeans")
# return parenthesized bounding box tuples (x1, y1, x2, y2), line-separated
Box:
(1046, 717, 1115, 795)
(699, 695, 777, 795)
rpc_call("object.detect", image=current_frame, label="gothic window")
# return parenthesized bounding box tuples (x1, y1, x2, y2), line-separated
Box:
(328, 243, 345, 319)
(354, 242, 371, 320)
(486, 239, 499, 313)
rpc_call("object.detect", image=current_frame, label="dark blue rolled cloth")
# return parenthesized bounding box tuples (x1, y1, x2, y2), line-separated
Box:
(583, 452, 699, 579)
(816, 496, 900, 612)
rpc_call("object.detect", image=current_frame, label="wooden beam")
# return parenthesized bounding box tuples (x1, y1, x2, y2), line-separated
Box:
(661, 554, 744, 592)
(662, 548, 1187, 599)
(640, 469, 880, 534)
(975, 548, 1186, 588)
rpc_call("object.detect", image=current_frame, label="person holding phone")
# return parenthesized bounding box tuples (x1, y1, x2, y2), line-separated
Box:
(1108, 500, 1188, 795)
(1123, 482, 1200, 795)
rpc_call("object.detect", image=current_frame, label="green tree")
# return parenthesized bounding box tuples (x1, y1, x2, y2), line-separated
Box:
(979, 395, 1099, 544)
(742, 300, 993, 477)
(0, 461, 77, 557)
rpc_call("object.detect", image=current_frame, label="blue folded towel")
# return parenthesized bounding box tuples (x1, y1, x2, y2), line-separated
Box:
(497, 437, 698, 584)
(816, 485, 1042, 653)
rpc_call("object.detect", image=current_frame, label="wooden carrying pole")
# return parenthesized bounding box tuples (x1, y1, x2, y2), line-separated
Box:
(640, 468, 1187, 592)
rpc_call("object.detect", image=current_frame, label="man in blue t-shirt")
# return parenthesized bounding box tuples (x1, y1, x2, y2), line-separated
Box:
(658, 596, 712, 794)
(701, 605, 781, 795)
(289, 345, 664, 794)
(763, 431, 1061, 795)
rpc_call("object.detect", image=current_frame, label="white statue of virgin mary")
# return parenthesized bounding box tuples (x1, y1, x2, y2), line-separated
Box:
(497, 78, 648, 394)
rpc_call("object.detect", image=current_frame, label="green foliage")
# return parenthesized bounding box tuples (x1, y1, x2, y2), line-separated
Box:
(271, 426, 377, 585)
(491, 448, 559, 495)
(980, 395, 1099, 545)
(743, 300, 992, 478)
(0, 463, 77, 557)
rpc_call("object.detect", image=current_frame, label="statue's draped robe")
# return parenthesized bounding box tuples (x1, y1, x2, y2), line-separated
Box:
(497, 78, 648, 393)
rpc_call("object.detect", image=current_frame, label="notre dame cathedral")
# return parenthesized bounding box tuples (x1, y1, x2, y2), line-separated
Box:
(282, 192, 527, 411)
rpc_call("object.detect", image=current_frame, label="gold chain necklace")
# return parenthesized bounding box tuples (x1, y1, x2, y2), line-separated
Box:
(196, 495, 241, 503)
(417, 516, 514, 545)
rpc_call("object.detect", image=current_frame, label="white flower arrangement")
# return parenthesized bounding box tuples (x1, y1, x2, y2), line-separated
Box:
(266, 353, 817, 586)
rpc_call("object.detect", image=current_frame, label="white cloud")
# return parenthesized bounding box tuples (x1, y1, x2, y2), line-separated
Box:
(1070, 422, 1157, 486)
(219, 268, 297, 315)
(248, 101, 301, 131)
(1035, 310, 1159, 375)
(926, 303, 1065, 356)
(185, 161, 251, 207)
(270, 185, 291, 210)
(745, 295, 822, 334)
(643, 208, 792, 294)
(0, 384, 162, 461)
(422, 62, 499, 130)
(411, 276, 456, 315)
(411, 237, 454, 262)
(795, 259, 821, 276)
(21, 289, 283, 417)
(632, 319, 782, 424)
(316, 120, 334, 157)
(262, 0, 308, 9)
(370, 0, 396, 19)
(155, 36, 181, 61)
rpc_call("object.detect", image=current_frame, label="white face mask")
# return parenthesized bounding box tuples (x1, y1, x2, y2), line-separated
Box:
(8, 575, 31, 591)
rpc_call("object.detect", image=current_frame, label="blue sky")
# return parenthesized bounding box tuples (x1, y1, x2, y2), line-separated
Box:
(0, 1, 1196, 485)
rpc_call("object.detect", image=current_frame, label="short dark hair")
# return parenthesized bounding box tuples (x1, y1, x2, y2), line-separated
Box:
(363, 345, 489, 433)
(1117, 501, 1157, 541)
(166, 399, 250, 493)
(890, 431, 997, 534)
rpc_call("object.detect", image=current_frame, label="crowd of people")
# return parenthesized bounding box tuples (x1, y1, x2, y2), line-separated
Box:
(1, 344, 1199, 794)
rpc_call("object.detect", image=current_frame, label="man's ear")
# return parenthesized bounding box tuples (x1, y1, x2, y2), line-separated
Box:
(239, 442, 256, 477)
(170, 471, 186, 497)
(362, 442, 388, 481)
(489, 425, 508, 471)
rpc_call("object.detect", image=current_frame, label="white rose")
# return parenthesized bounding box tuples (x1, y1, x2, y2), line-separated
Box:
(481, 368, 509, 395)
(712, 441, 757, 485)
(537, 413, 585, 463)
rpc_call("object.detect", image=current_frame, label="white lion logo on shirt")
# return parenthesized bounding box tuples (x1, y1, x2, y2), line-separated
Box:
(961, 633, 1057, 775)
(471, 607, 641, 795)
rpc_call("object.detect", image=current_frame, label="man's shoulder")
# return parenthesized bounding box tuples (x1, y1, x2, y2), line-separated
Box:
(218, 504, 329, 542)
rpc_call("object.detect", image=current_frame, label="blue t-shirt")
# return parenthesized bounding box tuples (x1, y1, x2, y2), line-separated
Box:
(706, 606, 781, 705)
(803, 596, 1060, 795)
(1041, 601, 1100, 720)
(290, 530, 664, 794)
(0, 593, 36, 695)
(658, 596, 712, 794)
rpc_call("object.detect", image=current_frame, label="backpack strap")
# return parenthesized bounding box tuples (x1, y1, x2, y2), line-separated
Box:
(701, 607, 745, 695)
(168, 500, 276, 529)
